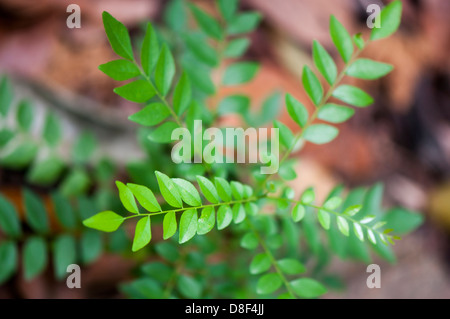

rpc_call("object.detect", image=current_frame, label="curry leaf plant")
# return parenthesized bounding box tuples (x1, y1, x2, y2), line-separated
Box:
(85, 0, 423, 299)
(0, 190, 118, 284)
(0, 76, 115, 197)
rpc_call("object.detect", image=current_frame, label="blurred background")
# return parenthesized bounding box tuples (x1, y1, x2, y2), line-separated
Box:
(0, 0, 449, 298)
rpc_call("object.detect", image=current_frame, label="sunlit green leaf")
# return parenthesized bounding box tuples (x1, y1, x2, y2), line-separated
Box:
(179, 209, 198, 244)
(302, 66, 323, 106)
(102, 11, 134, 60)
(346, 59, 393, 80)
(83, 211, 124, 232)
(371, 1, 402, 41)
(312, 40, 337, 85)
(132, 216, 152, 252)
(128, 103, 170, 126)
(330, 15, 353, 63)
(332, 85, 373, 107)
(99, 59, 140, 81)
(155, 171, 183, 208)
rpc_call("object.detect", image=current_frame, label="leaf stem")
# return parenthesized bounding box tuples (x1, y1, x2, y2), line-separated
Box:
(245, 219, 297, 298)
(269, 195, 393, 243)
(136, 66, 184, 127)
(123, 196, 259, 219)
(255, 44, 367, 194)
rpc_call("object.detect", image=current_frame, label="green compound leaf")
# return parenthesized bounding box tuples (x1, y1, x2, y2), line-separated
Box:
(346, 58, 393, 80)
(303, 124, 339, 144)
(141, 22, 159, 76)
(53, 234, 76, 280)
(155, 44, 175, 96)
(155, 171, 183, 208)
(0, 194, 21, 237)
(292, 204, 305, 222)
(197, 207, 215, 235)
(250, 253, 271, 275)
(23, 236, 47, 280)
(196, 176, 219, 204)
(23, 189, 49, 234)
(189, 4, 223, 40)
(302, 66, 323, 106)
(114, 80, 156, 103)
(148, 121, 179, 144)
(179, 209, 198, 244)
(329, 15, 353, 63)
(371, 1, 402, 41)
(132, 216, 152, 252)
(173, 72, 192, 116)
(173, 178, 202, 207)
(163, 211, 177, 240)
(214, 177, 232, 202)
(332, 85, 374, 107)
(286, 93, 308, 128)
(277, 258, 306, 275)
(312, 40, 337, 85)
(217, 205, 232, 230)
(317, 103, 354, 123)
(83, 211, 124, 232)
(223, 62, 259, 85)
(128, 103, 170, 126)
(102, 11, 134, 61)
(256, 273, 282, 295)
(290, 278, 327, 299)
(99, 59, 140, 81)
(116, 181, 139, 214)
